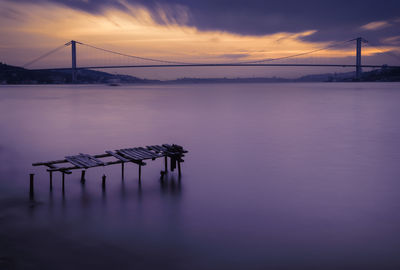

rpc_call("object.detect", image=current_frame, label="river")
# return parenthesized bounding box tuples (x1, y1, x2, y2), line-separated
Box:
(0, 82, 400, 269)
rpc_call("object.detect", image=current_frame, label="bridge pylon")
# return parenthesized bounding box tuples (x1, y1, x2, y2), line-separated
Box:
(355, 37, 367, 80)
(71, 40, 77, 83)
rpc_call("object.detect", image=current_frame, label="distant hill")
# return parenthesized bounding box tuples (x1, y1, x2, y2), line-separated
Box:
(294, 67, 400, 82)
(358, 67, 400, 82)
(0, 63, 156, 84)
(1, 63, 399, 84)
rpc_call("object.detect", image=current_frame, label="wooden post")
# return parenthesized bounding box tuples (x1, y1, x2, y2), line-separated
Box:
(80, 170, 86, 183)
(29, 173, 34, 198)
(170, 157, 174, 172)
(121, 162, 125, 179)
(178, 161, 181, 177)
(49, 171, 53, 190)
(102, 174, 106, 189)
(62, 172, 65, 192)
(138, 165, 142, 181)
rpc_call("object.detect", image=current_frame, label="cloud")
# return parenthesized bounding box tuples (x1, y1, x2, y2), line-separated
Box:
(3, 0, 400, 44)
(361, 21, 391, 31)
(382, 35, 400, 45)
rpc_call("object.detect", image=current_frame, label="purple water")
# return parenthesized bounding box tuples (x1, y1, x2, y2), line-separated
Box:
(1, 83, 400, 270)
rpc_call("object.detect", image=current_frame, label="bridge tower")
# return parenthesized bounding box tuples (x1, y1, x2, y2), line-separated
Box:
(71, 40, 77, 83)
(356, 37, 362, 80)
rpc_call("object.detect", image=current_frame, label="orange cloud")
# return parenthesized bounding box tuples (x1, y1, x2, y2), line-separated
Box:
(361, 21, 391, 31)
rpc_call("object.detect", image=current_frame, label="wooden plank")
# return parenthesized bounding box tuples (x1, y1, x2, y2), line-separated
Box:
(127, 148, 151, 160)
(130, 148, 150, 158)
(146, 146, 161, 153)
(119, 149, 143, 160)
(46, 164, 58, 169)
(156, 145, 169, 152)
(73, 154, 95, 167)
(105, 151, 130, 162)
(32, 159, 68, 166)
(147, 145, 167, 153)
(79, 153, 105, 166)
(137, 147, 162, 158)
(117, 149, 142, 161)
(47, 161, 124, 173)
(70, 155, 94, 167)
(127, 148, 149, 159)
(65, 156, 87, 168)
(94, 153, 111, 159)
(162, 144, 187, 155)
(74, 155, 96, 167)
(131, 148, 155, 159)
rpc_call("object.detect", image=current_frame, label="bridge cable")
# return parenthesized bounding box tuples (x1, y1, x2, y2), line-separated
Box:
(79, 42, 197, 65)
(22, 43, 69, 68)
(79, 39, 355, 66)
(237, 39, 354, 64)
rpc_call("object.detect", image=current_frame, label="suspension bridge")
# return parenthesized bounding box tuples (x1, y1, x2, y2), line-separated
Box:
(23, 37, 400, 82)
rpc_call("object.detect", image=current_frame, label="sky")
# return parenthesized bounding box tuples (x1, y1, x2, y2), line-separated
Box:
(0, 0, 400, 79)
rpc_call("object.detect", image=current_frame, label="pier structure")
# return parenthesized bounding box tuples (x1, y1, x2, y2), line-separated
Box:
(31, 144, 187, 192)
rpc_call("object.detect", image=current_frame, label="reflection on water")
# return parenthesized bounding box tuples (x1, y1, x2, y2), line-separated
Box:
(1, 83, 400, 270)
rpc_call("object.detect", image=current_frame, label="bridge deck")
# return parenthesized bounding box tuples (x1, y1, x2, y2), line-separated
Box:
(31, 63, 400, 72)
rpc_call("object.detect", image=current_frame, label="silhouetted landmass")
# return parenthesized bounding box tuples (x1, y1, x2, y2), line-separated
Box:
(168, 77, 291, 84)
(168, 68, 400, 83)
(1, 63, 399, 84)
(0, 63, 156, 84)
(357, 67, 400, 82)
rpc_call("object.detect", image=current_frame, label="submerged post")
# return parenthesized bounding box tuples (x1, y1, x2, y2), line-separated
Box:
(138, 165, 142, 181)
(121, 162, 125, 179)
(29, 173, 34, 198)
(80, 170, 86, 183)
(102, 174, 106, 189)
(71, 40, 77, 83)
(356, 37, 362, 80)
(49, 171, 53, 190)
(62, 172, 65, 192)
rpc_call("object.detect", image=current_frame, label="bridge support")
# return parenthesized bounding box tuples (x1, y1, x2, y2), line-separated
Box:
(71, 40, 77, 83)
(356, 37, 362, 80)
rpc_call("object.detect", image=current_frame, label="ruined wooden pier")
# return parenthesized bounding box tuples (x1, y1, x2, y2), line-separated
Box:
(31, 144, 187, 192)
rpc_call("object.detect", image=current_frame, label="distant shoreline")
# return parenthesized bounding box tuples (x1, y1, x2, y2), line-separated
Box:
(1, 63, 400, 84)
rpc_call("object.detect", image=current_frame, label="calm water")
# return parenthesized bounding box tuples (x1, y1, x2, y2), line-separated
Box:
(1, 83, 400, 270)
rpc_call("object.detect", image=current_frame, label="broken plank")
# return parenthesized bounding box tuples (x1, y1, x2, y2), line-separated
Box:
(65, 156, 88, 168)
(79, 153, 105, 166)
(117, 149, 143, 162)
(105, 151, 130, 162)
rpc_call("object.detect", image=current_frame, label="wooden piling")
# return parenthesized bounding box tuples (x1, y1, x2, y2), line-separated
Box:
(62, 172, 65, 192)
(138, 165, 142, 181)
(102, 174, 106, 189)
(49, 171, 53, 190)
(121, 162, 125, 179)
(80, 170, 86, 183)
(178, 161, 181, 177)
(29, 173, 34, 198)
(164, 156, 168, 173)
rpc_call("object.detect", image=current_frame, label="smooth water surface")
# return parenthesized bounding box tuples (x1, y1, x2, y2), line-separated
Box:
(1, 83, 400, 269)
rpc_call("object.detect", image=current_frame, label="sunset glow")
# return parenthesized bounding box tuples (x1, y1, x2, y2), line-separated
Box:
(0, 0, 399, 78)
